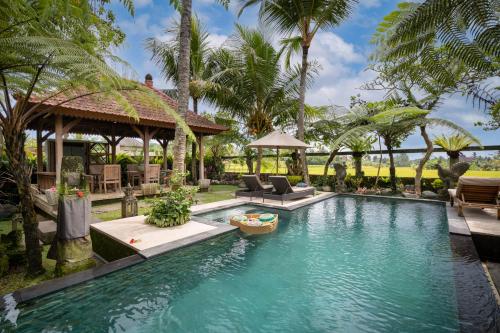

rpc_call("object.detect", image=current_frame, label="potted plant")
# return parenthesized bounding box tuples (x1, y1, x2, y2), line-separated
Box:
(45, 186, 58, 206)
(146, 186, 198, 227)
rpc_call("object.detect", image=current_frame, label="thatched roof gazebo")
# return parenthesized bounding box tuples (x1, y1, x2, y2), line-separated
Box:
(27, 74, 226, 186)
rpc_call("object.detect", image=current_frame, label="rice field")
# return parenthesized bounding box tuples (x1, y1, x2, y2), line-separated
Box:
(224, 162, 500, 178)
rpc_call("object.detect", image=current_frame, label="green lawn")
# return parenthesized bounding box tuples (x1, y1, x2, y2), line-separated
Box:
(93, 185, 239, 222)
(224, 163, 500, 178)
(0, 244, 57, 296)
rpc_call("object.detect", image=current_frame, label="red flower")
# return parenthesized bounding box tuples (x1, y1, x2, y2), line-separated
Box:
(76, 191, 84, 198)
(129, 238, 135, 244)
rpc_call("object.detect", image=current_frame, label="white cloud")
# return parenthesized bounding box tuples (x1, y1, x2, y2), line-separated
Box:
(207, 33, 228, 48)
(310, 32, 364, 64)
(135, 0, 153, 8)
(359, 0, 381, 8)
(306, 69, 384, 106)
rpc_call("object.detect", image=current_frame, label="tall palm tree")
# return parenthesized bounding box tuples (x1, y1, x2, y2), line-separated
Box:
(238, 0, 357, 184)
(206, 25, 302, 176)
(146, 16, 215, 182)
(167, 0, 228, 179)
(170, 0, 192, 175)
(434, 134, 477, 168)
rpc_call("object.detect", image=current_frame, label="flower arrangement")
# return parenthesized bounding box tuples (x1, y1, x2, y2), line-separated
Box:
(58, 181, 89, 199)
(146, 186, 198, 227)
(45, 186, 59, 205)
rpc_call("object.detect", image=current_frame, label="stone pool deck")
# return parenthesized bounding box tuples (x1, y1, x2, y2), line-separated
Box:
(91, 192, 334, 259)
(91, 216, 236, 259)
(192, 191, 335, 214)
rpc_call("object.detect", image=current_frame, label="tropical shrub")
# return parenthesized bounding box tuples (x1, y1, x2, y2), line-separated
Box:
(287, 176, 302, 186)
(146, 186, 198, 228)
(205, 154, 225, 180)
(432, 179, 444, 190)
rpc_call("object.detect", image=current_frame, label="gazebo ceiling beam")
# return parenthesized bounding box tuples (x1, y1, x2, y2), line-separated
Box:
(62, 118, 81, 134)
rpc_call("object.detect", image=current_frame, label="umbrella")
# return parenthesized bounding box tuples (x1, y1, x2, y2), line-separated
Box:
(247, 130, 309, 174)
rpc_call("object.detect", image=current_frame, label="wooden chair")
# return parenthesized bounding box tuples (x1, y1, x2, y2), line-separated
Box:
(144, 164, 161, 184)
(126, 164, 141, 187)
(449, 176, 500, 219)
(99, 164, 121, 193)
(88, 164, 104, 193)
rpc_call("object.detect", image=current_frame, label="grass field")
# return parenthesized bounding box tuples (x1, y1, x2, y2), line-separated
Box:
(93, 185, 239, 222)
(224, 162, 500, 178)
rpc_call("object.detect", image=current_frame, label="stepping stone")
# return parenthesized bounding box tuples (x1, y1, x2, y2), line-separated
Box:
(38, 220, 57, 244)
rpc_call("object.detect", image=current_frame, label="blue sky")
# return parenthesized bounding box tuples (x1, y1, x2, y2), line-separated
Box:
(110, 0, 499, 152)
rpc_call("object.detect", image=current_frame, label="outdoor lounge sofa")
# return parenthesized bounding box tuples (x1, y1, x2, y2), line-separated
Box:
(448, 176, 500, 219)
(235, 175, 273, 201)
(264, 176, 315, 205)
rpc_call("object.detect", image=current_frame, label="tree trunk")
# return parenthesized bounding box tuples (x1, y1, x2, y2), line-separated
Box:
(244, 147, 254, 174)
(298, 44, 310, 184)
(3, 125, 45, 276)
(323, 149, 339, 176)
(191, 98, 198, 183)
(385, 139, 397, 192)
(374, 135, 382, 188)
(353, 153, 363, 178)
(255, 148, 263, 177)
(172, 0, 192, 175)
(448, 152, 459, 168)
(415, 125, 433, 197)
(245, 157, 254, 174)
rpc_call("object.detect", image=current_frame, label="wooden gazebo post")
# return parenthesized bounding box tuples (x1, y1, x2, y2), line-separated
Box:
(36, 124, 53, 173)
(198, 134, 204, 181)
(54, 115, 81, 184)
(132, 125, 158, 184)
(156, 138, 169, 171)
(102, 135, 124, 164)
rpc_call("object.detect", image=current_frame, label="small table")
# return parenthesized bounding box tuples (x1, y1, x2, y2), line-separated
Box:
(127, 170, 142, 187)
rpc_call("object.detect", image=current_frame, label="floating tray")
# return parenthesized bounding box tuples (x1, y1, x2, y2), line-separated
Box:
(230, 213, 278, 235)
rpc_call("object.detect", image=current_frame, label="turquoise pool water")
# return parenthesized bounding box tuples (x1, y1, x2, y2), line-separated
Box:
(1, 196, 459, 332)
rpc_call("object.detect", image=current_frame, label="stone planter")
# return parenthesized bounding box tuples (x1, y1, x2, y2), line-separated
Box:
(45, 189, 59, 206)
(49, 195, 93, 276)
(141, 183, 158, 196)
(322, 185, 332, 192)
(198, 179, 211, 193)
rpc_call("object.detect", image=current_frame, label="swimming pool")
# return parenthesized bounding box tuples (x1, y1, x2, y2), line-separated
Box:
(0, 196, 470, 331)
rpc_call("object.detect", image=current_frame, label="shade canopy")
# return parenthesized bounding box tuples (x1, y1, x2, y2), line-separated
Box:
(247, 130, 309, 149)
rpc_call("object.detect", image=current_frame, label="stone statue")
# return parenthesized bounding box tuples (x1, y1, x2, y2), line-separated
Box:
(333, 163, 347, 192)
(286, 151, 303, 176)
(436, 162, 470, 189)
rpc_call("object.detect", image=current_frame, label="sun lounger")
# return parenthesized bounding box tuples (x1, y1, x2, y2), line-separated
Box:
(235, 175, 273, 201)
(264, 176, 315, 205)
(448, 176, 500, 219)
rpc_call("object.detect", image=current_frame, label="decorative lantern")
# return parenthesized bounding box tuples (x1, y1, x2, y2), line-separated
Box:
(122, 184, 138, 218)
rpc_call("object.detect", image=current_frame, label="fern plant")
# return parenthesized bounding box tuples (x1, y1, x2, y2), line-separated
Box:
(0, 0, 193, 276)
(371, 1, 499, 123)
(434, 133, 477, 167)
